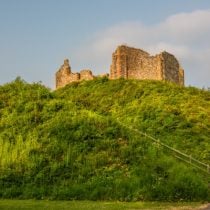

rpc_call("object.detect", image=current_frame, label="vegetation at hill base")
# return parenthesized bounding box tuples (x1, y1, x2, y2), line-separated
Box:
(0, 77, 209, 201)
(0, 200, 205, 210)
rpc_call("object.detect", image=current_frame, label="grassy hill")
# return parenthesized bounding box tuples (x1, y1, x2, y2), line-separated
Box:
(0, 77, 209, 201)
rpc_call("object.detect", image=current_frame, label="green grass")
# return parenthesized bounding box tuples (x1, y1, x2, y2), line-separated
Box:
(0, 200, 205, 210)
(0, 78, 210, 201)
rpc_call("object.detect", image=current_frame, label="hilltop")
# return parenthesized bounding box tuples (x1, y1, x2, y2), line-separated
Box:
(0, 77, 209, 201)
(55, 45, 184, 88)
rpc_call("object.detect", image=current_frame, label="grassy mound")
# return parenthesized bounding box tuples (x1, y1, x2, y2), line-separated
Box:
(0, 77, 209, 201)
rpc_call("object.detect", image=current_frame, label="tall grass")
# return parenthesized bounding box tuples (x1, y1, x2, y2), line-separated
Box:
(0, 77, 209, 200)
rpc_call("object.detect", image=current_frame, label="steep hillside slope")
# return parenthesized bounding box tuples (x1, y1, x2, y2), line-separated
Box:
(0, 77, 209, 200)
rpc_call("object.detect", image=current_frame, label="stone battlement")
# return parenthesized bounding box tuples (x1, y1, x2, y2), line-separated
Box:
(55, 45, 184, 89)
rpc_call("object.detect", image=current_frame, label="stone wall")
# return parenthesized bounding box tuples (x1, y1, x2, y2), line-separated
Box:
(110, 45, 184, 86)
(55, 59, 94, 89)
(55, 45, 185, 89)
(160, 52, 180, 84)
(178, 68, 184, 86)
(55, 59, 72, 89)
(80, 70, 94, 81)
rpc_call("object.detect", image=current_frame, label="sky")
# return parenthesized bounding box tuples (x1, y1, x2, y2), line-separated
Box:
(0, 0, 210, 89)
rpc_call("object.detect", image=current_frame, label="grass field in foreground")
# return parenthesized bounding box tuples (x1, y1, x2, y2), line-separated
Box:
(0, 200, 206, 210)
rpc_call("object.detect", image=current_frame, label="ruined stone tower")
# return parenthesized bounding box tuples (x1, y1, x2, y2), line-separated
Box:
(110, 45, 184, 86)
(55, 45, 185, 89)
(55, 59, 94, 89)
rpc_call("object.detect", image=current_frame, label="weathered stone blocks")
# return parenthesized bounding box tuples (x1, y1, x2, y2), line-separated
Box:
(55, 45, 185, 89)
(55, 59, 94, 89)
(110, 45, 184, 86)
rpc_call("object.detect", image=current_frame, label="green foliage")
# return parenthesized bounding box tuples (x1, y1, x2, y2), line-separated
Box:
(0, 77, 209, 201)
(0, 200, 204, 210)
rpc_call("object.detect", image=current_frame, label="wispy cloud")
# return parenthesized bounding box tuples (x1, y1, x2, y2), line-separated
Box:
(74, 9, 210, 87)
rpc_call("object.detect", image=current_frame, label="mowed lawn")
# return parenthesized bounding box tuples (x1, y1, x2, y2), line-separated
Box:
(0, 200, 207, 210)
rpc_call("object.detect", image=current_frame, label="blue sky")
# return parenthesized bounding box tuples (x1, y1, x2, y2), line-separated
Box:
(0, 0, 210, 88)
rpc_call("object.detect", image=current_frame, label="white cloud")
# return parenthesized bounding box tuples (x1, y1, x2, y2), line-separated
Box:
(74, 9, 210, 87)
(162, 10, 210, 44)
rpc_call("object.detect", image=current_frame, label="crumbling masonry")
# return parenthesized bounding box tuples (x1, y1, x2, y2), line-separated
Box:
(55, 45, 184, 89)
(110, 45, 184, 85)
(55, 59, 94, 89)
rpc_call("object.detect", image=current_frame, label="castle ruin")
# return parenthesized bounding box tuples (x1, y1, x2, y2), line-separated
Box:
(110, 45, 184, 86)
(55, 59, 94, 89)
(55, 45, 184, 89)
